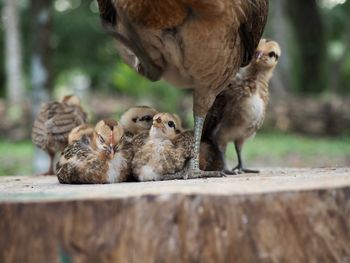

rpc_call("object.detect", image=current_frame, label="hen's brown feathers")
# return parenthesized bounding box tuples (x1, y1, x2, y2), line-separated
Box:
(117, 0, 188, 29)
(239, 1, 269, 66)
(97, 0, 269, 96)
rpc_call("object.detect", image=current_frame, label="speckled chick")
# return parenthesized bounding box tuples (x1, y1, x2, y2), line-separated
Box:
(32, 95, 87, 175)
(68, 124, 94, 144)
(132, 113, 193, 182)
(120, 106, 158, 141)
(203, 39, 281, 174)
(56, 119, 132, 184)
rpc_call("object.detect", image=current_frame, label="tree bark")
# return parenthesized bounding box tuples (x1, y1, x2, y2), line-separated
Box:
(286, 0, 327, 93)
(0, 168, 349, 263)
(2, 0, 24, 105)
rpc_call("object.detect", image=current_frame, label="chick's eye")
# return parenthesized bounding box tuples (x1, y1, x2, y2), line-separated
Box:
(143, 115, 152, 122)
(168, 121, 175, 128)
(98, 135, 105, 143)
(269, 51, 277, 59)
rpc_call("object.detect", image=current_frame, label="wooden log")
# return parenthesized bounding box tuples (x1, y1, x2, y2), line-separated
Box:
(0, 168, 349, 263)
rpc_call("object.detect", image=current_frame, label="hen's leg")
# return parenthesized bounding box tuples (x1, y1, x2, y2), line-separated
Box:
(188, 88, 225, 178)
(232, 140, 259, 174)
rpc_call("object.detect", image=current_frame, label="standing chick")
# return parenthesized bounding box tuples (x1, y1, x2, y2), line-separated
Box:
(119, 106, 158, 140)
(57, 119, 132, 184)
(203, 39, 281, 174)
(32, 95, 87, 175)
(132, 113, 190, 182)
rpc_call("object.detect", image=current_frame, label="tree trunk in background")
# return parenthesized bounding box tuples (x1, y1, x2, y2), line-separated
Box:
(30, 0, 53, 173)
(330, 19, 350, 94)
(265, 0, 290, 100)
(2, 0, 24, 107)
(286, 0, 327, 93)
(30, 0, 53, 108)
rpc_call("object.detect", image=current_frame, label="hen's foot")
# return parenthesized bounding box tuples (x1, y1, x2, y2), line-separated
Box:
(159, 159, 224, 181)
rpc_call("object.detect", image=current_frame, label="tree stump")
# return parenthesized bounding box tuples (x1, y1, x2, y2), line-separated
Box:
(0, 168, 349, 263)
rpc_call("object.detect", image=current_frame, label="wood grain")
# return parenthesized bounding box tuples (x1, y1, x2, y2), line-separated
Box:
(0, 168, 349, 263)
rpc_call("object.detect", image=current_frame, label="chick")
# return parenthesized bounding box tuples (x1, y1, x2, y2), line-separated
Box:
(119, 106, 158, 140)
(132, 113, 190, 182)
(32, 95, 87, 175)
(56, 119, 132, 184)
(131, 113, 224, 181)
(173, 130, 224, 172)
(203, 39, 281, 174)
(68, 124, 94, 144)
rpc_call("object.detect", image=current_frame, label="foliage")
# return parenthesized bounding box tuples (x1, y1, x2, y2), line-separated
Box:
(113, 62, 187, 113)
(1, 0, 350, 99)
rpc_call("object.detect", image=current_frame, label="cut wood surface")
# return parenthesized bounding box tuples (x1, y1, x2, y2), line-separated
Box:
(0, 168, 349, 263)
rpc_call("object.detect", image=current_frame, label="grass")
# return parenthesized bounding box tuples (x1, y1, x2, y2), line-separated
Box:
(0, 133, 349, 176)
(226, 132, 350, 168)
(0, 140, 34, 176)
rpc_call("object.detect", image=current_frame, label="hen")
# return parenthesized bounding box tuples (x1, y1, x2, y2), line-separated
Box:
(203, 39, 281, 174)
(97, 0, 269, 176)
(31, 95, 87, 175)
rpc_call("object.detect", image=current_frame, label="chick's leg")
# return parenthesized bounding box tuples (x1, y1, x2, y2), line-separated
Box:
(232, 140, 259, 174)
(41, 151, 55, 176)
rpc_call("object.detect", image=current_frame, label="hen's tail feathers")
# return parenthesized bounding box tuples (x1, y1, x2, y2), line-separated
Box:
(239, 0, 269, 67)
(97, 0, 162, 81)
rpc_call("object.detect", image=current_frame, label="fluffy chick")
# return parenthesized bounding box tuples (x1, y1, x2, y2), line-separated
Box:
(32, 95, 87, 175)
(68, 124, 94, 144)
(203, 39, 281, 174)
(132, 113, 191, 182)
(173, 130, 224, 172)
(120, 106, 158, 140)
(56, 119, 132, 184)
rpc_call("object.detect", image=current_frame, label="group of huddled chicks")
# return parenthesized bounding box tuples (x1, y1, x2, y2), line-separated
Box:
(32, 39, 281, 184)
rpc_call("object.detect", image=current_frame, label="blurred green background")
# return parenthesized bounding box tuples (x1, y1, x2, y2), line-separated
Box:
(0, 0, 350, 175)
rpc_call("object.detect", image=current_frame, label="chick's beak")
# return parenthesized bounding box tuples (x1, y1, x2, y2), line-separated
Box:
(255, 51, 264, 62)
(153, 117, 164, 129)
(108, 144, 114, 155)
